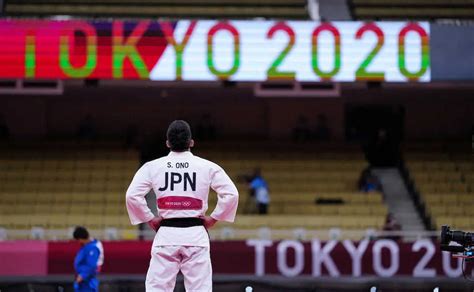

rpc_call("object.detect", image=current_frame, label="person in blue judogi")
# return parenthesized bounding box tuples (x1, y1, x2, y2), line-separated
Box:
(73, 226, 104, 292)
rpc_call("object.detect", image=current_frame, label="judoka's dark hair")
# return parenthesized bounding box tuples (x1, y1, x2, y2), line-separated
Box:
(73, 226, 89, 240)
(167, 120, 192, 151)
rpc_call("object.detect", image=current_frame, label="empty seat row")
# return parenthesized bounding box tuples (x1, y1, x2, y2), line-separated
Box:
(278, 204, 387, 216)
(417, 183, 471, 194)
(0, 143, 386, 236)
(412, 172, 463, 182)
(0, 214, 132, 229)
(435, 216, 474, 231)
(219, 215, 384, 230)
(428, 205, 473, 217)
(423, 193, 473, 204)
(0, 204, 126, 215)
(0, 193, 126, 204)
(407, 149, 473, 232)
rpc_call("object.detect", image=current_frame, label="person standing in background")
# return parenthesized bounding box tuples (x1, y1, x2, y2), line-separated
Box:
(249, 168, 270, 215)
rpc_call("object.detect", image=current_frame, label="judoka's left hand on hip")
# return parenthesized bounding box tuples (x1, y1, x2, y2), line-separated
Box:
(203, 216, 217, 229)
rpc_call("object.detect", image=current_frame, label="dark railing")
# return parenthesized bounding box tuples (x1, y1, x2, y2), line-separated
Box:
(398, 159, 434, 231)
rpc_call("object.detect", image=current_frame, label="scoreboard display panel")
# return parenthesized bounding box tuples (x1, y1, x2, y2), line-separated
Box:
(0, 20, 430, 82)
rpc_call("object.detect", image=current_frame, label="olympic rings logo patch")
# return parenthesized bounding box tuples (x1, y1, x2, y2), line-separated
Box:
(183, 201, 191, 207)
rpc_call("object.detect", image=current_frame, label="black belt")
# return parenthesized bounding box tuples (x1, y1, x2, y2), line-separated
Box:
(160, 218, 204, 228)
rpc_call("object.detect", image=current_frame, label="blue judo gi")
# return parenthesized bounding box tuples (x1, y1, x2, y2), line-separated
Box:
(74, 239, 101, 292)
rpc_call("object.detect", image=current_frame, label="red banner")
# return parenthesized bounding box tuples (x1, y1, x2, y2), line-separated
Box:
(0, 241, 48, 276)
(157, 196, 203, 210)
(45, 239, 472, 278)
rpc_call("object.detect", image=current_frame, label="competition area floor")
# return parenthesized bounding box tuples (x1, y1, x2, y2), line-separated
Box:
(1, 275, 474, 292)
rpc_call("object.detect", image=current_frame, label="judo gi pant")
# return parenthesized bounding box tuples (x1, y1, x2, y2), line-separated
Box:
(74, 279, 99, 292)
(146, 245, 212, 292)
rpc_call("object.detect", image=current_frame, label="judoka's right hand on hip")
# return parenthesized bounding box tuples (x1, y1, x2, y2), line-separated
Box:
(147, 216, 162, 231)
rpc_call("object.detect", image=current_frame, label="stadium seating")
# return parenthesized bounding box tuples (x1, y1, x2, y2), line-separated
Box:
(199, 142, 387, 239)
(0, 141, 139, 239)
(351, 0, 474, 20)
(405, 146, 474, 231)
(0, 141, 388, 240)
(5, 0, 308, 19)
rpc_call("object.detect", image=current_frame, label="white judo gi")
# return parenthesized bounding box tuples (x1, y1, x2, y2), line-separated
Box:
(126, 151, 239, 292)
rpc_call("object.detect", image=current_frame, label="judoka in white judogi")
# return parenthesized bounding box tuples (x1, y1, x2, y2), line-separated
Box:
(126, 120, 239, 292)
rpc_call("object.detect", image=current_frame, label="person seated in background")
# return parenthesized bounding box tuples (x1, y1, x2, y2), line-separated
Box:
(249, 168, 270, 215)
(358, 168, 382, 193)
(292, 115, 311, 142)
(363, 175, 380, 193)
(314, 114, 331, 141)
(196, 113, 216, 141)
(77, 114, 98, 141)
(383, 213, 402, 241)
(73, 226, 104, 292)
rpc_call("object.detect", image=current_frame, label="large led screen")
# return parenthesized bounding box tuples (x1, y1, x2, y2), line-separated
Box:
(0, 20, 430, 82)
